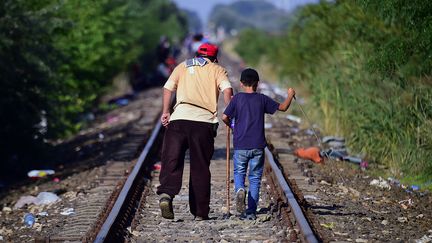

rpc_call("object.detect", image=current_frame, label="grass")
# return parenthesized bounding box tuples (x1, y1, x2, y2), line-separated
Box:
(254, 42, 432, 191)
(234, 23, 432, 191)
(297, 44, 432, 190)
(232, 1, 432, 191)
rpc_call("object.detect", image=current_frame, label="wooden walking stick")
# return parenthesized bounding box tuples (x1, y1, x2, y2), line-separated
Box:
(223, 125, 231, 219)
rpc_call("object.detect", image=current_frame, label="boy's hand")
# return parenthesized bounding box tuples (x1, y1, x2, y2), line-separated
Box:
(288, 88, 296, 99)
(278, 88, 296, 111)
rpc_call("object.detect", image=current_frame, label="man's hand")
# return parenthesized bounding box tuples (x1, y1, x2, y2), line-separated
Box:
(161, 88, 173, 127)
(161, 112, 170, 127)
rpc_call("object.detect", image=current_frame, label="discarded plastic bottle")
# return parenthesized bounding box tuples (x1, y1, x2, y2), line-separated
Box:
(342, 156, 362, 164)
(411, 185, 420, 191)
(24, 213, 35, 227)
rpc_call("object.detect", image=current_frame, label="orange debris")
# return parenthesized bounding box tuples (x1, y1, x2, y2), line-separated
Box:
(293, 147, 323, 164)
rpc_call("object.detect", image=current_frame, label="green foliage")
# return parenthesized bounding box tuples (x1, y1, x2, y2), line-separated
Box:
(358, 0, 432, 77)
(234, 29, 272, 66)
(0, 0, 187, 180)
(46, 0, 187, 136)
(0, 0, 61, 151)
(235, 0, 432, 185)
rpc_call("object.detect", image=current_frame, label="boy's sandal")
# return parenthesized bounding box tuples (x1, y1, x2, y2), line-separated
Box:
(239, 212, 257, 220)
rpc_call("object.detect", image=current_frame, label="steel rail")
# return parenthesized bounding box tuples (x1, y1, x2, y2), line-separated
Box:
(265, 147, 319, 243)
(94, 119, 163, 243)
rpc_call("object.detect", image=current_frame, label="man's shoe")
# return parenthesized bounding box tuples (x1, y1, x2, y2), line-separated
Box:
(159, 193, 174, 219)
(194, 216, 209, 221)
(235, 188, 246, 213)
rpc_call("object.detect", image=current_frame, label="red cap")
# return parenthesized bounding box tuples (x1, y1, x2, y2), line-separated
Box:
(197, 43, 218, 57)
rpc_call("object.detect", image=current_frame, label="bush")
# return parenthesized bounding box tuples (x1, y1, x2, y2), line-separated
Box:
(235, 0, 432, 186)
(0, 0, 187, 181)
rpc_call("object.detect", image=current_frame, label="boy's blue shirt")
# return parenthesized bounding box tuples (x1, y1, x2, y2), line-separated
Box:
(223, 92, 279, 149)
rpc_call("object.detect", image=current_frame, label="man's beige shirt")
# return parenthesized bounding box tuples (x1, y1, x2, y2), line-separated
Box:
(164, 58, 232, 123)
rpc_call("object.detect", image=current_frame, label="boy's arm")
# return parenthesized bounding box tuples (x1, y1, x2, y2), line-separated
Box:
(278, 88, 296, 111)
(221, 114, 231, 127)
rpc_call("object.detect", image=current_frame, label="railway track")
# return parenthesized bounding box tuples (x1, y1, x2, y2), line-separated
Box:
(32, 88, 163, 242)
(19, 51, 324, 242)
(3, 50, 430, 243)
(86, 84, 322, 242)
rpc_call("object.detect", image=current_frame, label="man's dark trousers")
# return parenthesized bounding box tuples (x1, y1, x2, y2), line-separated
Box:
(157, 119, 215, 218)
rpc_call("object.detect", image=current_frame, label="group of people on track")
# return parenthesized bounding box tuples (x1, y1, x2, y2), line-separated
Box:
(156, 40, 296, 221)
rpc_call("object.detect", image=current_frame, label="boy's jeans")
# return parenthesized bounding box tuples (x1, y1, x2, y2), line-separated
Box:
(233, 148, 265, 214)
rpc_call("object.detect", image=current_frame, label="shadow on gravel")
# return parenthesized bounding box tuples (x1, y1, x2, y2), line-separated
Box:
(308, 204, 344, 211)
(308, 204, 367, 217)
(257, 207, 271, 214)
(212, 148, 230, 160)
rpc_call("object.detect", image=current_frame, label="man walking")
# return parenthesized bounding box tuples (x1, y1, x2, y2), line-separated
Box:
(157, 43, 233, 220)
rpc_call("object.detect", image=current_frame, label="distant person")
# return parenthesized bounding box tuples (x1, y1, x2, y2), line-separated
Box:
(154, 56, 177, 86)
(156, 36, 171, 63)
(157, 43, 233, 220)
(190, 33, 204, 55)
(222, 68, 295, 220)
(130, 63, 143, 91)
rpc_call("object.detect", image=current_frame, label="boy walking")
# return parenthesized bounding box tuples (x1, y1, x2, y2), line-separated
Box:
(222, 68, 295, 219)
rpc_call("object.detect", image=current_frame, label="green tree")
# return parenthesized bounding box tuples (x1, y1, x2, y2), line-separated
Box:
(235, 0, 432, 186)
(0, 0, 187, 181)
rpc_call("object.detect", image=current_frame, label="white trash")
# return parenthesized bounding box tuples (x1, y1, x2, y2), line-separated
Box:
(14, 196, 40, 209)
(264, 123, 273, 129)
(27, 170, 55, 178)
(14, 192, 60, 209)
(60, 208, 75, 216)
(370, 177, 391, 190)
(36, 192, 60, 205)
(286, 114, 301, 123)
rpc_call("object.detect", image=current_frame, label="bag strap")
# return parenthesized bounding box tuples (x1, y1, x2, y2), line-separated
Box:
(175, 101, 216, 115)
